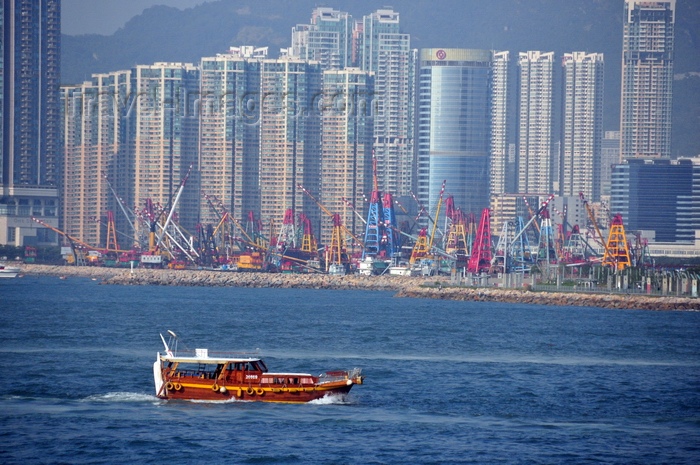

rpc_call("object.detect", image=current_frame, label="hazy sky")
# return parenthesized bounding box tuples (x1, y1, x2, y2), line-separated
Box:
(62, 0, 209, 35)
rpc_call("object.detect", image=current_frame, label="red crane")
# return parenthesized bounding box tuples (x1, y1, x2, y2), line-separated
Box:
(467, 208, 492, 274)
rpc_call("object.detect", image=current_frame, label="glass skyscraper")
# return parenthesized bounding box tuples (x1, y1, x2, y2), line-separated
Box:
(620, 0, 675, 160)
(417, 48, 492, 219)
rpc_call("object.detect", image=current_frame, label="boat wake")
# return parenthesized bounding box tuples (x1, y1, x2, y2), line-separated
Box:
(82, 392, 162, 403)
(308, 394, 351, 405)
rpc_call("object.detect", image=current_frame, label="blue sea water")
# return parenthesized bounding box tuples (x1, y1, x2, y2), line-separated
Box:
(0, 276, 699, 464)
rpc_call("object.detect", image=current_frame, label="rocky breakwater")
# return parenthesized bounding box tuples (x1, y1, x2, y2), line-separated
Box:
(103, 268, 421, 291)
(395, 285, 700, 311)
(19, 264, 120, 280)
(17, 264, 699, 311)
(17, 264, 424, 290)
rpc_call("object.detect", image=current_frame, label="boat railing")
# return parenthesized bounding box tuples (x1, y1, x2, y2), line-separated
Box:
(164, 349, 260, 359)
(318, 367, 362, 384)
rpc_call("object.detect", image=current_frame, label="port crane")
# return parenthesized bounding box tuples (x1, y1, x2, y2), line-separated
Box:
(443, 196, 469, 268)
(602, 214, 632, 271)
(467, 208, 492, 274)
(297, 184, 364, 250)
(361, 157, 401, 260)
(507, 194, 555, 271)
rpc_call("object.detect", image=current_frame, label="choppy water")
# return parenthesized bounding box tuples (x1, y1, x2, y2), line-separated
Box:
(1, 276, 699, 464)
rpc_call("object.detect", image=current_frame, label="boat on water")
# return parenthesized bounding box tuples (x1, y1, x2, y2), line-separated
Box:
(0, 263, 20, 278)
(153, 331, 364, 403)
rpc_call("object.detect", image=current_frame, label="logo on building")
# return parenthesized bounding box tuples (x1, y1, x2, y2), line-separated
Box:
(436, 49, 446, 60)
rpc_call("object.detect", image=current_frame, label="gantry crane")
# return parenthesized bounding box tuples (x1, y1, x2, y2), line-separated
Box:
(443, 196, 468, 268)
(326, 213, 349, 274)
(602, 214, 632, 271)
(467, 208, 492, 274)
(508, 194, 555, 272)
(299, 213, 318, 255)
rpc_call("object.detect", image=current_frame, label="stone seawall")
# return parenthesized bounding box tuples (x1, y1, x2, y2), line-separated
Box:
(18, 264, 700, 311)
(394, 286, 700, 311)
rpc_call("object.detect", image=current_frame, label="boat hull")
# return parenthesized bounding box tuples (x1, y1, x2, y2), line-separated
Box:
(156, 380, 356, 403)
(0, 264, 20, 278)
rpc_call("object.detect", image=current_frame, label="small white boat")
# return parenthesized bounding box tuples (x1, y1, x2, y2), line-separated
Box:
(0, 263, 20, 278)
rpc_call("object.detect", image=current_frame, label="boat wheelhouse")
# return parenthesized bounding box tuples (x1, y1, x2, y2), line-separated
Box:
(153, 331, 364, 403)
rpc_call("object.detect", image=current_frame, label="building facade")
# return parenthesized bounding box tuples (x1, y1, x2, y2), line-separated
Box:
(61, 70, 132, 249)
(620, 0, 675, 160)
(258, 57, 322, 236)
(517, 51, 555, 195)
(1, 0, 61, 246)
(560, 52, 604, 201)
(319, 68, 374, 246)
(610, 158, 698, 243)
(490, 51, 511, 198)
(129, 62, 200, 235)
(600, 130, 620, 199)
(417, 48, 492, 221)
(198, 47, 264, 227)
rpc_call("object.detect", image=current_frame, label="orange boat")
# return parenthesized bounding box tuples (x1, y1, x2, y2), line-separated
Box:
(153, 331, 364, 403)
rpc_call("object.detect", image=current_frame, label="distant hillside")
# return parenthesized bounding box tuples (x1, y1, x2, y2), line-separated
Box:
(61, 0, 700, 157)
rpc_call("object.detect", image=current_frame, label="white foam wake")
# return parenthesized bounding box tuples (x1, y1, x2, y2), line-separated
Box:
(82, 391, 161, 403)
(307, 394, 350, 405)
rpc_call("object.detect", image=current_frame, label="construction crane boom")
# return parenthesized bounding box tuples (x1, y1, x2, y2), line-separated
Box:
(297, 184, 364, 247)
(579, 192, 610, 257)
(156, 165, 193, 249)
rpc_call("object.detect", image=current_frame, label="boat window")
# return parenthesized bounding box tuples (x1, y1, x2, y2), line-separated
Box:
(258, 360, 268, 372)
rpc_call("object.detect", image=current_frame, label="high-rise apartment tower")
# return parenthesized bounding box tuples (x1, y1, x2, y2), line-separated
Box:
(1, 0, 61, 246)
(517, 51, 555, 195)
(319, 68, 374, 246)
(291, 8, 354, 70)
(560, 52, 604, 201)
(198, 47, 265, 226)
(358, 9, 415, 197)
(620, 0, 675, 160)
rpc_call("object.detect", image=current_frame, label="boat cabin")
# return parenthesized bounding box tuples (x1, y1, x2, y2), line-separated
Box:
(161, 350, 318, 388)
